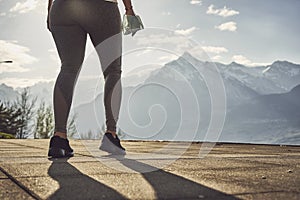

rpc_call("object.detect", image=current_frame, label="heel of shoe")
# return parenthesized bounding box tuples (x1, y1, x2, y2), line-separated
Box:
(99, 137, 126, 155)
(48, 147, 65, 158)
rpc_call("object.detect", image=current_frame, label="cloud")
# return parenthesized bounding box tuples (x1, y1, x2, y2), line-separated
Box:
(0, 12, 6, 16)
(232, 55, 270, 67)
(201, 46, 228, 54)
(158, 55, 179, 63)
(189, 45, 228, 61)
(190, 0, 202, 5)
(135, 32, 195, 59)
(207, 4, 239, 17)
(48, 48, 60, 63)
(0, 77, 53, 88)
(232, 55, 250, 65)
(10, 0, 39, 14)
(133, 31, 227, 64)
(175, 26, 197, 36)
(212, 55, 222, 60)
(0, 40, 38, 73)
(9, 0, 47, 15)
(215, 21, 237, 32)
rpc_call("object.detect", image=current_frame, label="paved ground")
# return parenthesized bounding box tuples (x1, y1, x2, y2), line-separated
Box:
(0, 139, 299, 200)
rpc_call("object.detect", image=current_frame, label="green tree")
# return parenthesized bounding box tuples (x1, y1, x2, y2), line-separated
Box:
(34, 102, 78, 139)
(34, 101, 54, 139)
(35, 101, 46, 138)
(45, 105, 54, 138)
(0, 102, 9, 133)
(67, 112, 78, 138)
(15, 88, 37, 138)
(0, 101, 22, 136)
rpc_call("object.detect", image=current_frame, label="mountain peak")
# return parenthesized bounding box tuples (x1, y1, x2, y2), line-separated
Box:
(178, 51, 204, 65)
(181, 51, 195, 60)
(271, 60, 294, 66)
(0, 83, 13, 90)
(229, 61, 244, 67)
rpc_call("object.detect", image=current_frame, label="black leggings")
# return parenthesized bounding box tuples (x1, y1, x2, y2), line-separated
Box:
(49, 0, 122, 133)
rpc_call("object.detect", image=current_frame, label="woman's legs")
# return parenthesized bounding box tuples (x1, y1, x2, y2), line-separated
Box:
(49, 0, 88, 139)
(86, 3, 123, 136)
(103, 64, 122, 137)
(51, 25, 87, 138)
(95, 35, 122, 138)
(50, 0, 122, 139)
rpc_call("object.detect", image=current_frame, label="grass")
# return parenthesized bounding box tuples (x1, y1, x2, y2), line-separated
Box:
(0, 132, 15, 139)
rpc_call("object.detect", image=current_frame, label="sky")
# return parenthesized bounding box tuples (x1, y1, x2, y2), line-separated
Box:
(0, 0, 300, 89)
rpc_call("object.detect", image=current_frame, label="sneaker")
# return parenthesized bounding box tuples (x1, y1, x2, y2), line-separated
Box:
(48, 136, 74, 158)
(99, 133, 126, 155)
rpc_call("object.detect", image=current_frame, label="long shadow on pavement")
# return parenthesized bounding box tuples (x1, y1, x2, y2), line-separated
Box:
(116, 157, 239, 200)
(47, 158, 127, 200)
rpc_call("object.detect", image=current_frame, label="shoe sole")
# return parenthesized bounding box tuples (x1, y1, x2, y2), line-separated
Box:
(48, 147, 74, 158)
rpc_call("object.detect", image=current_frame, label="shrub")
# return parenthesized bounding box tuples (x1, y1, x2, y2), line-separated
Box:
(0, 132, 15, 139)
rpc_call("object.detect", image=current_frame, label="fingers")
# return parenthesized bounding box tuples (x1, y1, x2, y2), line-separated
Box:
(47, 20, 51, 32)
(46, 15, 51, 32)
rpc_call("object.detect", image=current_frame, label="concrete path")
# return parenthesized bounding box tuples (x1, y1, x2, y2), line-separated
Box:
(0, 139, 299, 199)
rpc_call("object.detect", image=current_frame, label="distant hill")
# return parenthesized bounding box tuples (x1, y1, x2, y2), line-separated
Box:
(223, 84, 300, 145)
(1, 52, 300, 144)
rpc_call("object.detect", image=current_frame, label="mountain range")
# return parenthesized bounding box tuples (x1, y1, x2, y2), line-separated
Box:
(1, 51, 299, 145)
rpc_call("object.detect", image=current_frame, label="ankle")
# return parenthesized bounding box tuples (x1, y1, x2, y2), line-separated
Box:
(54, 132, 67, 139)
(106, 130, 117, 138)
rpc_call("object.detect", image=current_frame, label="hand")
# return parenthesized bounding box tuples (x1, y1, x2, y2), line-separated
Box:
(125, 9, 135, 16)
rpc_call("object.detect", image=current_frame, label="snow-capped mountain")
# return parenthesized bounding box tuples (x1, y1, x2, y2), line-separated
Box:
(216, 60, 300, 95)
(1, 51, 299, 145)
(70, 51, 300, 145)
(263, 61, 300, 92)
(0, 83, 19, 103)
(15, 81, 55, 106)
(146, 52, 261, 108)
